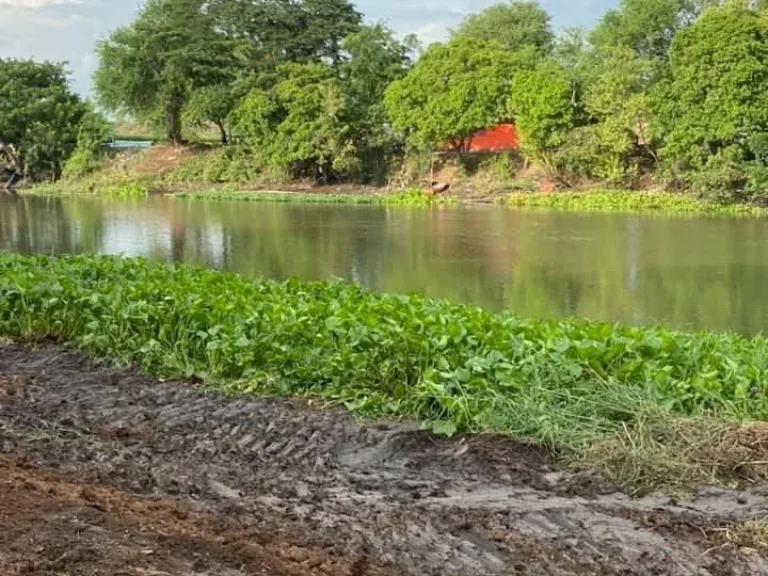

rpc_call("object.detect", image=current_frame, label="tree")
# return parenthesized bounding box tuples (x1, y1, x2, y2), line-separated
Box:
(209, 0, 361, 67)
(580, 47, 655, 181)
(590, 0, 703, 60)
(0, 59, 86, 180)
(232, 63, 356, 179)
(384, 38, 523, 155)
(508, 60, 576, 172)
(452, 1, 554, 55)
(94, 0, 239, 143)
(184, 86, 239, 144)
(654, 4, 768, 194)
(339, 24, 417, 181)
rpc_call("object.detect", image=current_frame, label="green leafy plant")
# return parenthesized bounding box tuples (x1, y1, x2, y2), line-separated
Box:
(2, 253, 768, 474)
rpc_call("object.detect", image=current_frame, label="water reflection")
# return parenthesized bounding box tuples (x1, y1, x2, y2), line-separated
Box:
(1, 194, 768, 334)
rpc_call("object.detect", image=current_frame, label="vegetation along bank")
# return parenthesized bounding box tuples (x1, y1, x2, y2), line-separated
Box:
(6, 0, 768, 206)
(3, 252, 768, 491)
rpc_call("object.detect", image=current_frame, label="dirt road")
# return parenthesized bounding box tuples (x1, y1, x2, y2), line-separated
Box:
(0, 344, 766, 575)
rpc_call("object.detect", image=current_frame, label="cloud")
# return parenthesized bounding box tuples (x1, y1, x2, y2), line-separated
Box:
(0, 0, 82, 7)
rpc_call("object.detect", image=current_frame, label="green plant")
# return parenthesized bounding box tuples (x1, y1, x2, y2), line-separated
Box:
(63, 108, 113, 179)
(654, 4, 768, 199)
(3, 253, 768, 490)
(173, 187, 453, 205)
(688, 152, 748, 202)
(452, 0, 554, 54)
(167, 147, 264, 185)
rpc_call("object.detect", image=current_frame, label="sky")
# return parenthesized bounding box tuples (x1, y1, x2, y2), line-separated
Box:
(0, 0, 614, 95)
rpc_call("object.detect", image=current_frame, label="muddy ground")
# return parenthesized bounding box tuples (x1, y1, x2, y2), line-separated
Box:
(0, 344, 767, 576)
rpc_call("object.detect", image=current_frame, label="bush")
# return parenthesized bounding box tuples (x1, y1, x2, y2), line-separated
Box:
(63, 109, 112, 179)
(687, 151, 747, 202)
(168, 146, 264, 184)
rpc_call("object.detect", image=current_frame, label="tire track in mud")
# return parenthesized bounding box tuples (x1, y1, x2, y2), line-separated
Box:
(0, 344, 767, 576)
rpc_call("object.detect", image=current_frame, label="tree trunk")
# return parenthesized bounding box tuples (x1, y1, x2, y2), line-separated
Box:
(0, 141, 21, 192)
(165, 95, 184, 145)
(167, 111, 183, 144)
(0, 141, 20, 171)
(216, 122, 228, 145)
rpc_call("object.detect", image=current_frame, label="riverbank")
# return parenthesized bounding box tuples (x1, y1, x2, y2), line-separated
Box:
(3, 344, 766, 575)
(2, 252, 768, 494)
(23, 144, 768, 215)
(27, 181, 768, 215)
(28, 177, 768, 215)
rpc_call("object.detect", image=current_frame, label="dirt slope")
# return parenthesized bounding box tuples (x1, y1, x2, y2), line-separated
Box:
(0, 344, 766, 576)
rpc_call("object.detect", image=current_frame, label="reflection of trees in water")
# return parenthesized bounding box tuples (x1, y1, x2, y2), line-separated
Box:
(0, 196, 105, 255)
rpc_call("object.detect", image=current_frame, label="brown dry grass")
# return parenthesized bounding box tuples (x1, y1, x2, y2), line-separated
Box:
(724, 517, 768, 551)
(584, 414, 768, 493)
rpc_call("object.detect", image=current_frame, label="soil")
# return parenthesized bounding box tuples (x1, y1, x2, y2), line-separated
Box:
(1, 343, 767, 576)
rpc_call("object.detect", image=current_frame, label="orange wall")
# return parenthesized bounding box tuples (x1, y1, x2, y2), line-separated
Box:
(467, 124, 519, 152)
(441, 124, 520, 153)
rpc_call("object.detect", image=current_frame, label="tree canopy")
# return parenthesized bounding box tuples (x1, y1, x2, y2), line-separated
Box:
(590, 0, 701, 60)
(232, 63, 354, 179)
(452, 1, 554, 55)
(94, 0, 239, 143)
(12, 0, 768, 198)
(655, 4, 768, 193)
(0, 59, 88, 180)
(508, 60, 576, 172)
(209, 0, 361, 66)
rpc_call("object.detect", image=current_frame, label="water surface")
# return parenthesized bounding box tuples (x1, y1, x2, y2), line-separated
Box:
(1, 194, 767, 334)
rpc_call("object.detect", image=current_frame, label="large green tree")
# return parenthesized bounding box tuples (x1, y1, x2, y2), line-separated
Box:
(94, 0, 239, 143)
(452, 1, 553, 55)
(384, 38, 523, 154)
(184, 86, 239, 144)
(0, 59, 86, 180)
(654, 4, 768, 192)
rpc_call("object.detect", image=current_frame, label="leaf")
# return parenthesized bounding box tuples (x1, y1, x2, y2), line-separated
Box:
(431, 420, 459, 437)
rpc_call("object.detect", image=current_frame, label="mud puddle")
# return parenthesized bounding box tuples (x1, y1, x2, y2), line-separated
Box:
(0, 344, 766, 575)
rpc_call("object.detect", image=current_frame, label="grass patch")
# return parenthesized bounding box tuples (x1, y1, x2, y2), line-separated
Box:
(502, 190, 768, 215)
(584, 415, 768, 493)
(1, 252, 768, 491)
(723, 517, 768, 551)
(173, 188, 456, 205)
(28, 180, 150, 198)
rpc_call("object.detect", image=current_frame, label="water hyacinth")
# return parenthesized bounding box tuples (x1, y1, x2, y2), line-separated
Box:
(0, 252, 767, 452)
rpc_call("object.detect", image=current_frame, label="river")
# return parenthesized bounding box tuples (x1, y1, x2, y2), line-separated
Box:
(1, 194, 767, 334)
